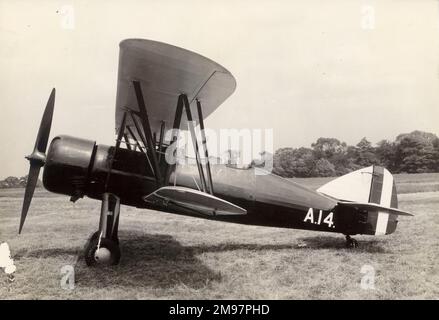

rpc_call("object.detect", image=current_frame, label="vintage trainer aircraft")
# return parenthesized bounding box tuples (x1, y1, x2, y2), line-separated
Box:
(19, 39, 413, 266)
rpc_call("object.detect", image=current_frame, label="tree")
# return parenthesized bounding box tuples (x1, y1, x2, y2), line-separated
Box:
(291, 148, 316, 177)
(311, 138, 347, 159)
(375, 139, 396, 170)
(396, 130, 438, 145)
(0, 175, 42, 189)
(394, 135, 437, 173)
(273, 147, 315, 177)
(393, 130, 439, 173)
(312, 158, 336, 177)
(311, 137, 350, 175)
(273, 130, 439, 177)
(4, 176, 19, 187)
(354, 137, 379, 167)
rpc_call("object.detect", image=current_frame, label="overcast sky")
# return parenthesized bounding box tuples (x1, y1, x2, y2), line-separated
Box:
(1, 0, 439, 177)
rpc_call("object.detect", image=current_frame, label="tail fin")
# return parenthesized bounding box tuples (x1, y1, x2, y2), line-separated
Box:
(317, 166, 412, 235)
(317, 166, 397, 205)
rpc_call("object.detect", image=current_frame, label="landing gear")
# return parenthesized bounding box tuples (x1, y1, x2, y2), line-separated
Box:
(84, 232, 121, 266)
(84, 193, 121, 266)
(345, 235, 358, 248)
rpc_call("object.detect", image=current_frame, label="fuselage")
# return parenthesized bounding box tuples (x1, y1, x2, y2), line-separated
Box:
(42, 135, 396, 236)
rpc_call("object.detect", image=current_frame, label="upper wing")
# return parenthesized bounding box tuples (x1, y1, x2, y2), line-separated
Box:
(115, 39, 237, 138)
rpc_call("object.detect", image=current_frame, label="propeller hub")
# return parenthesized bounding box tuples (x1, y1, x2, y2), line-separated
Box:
(25, 150, 46, 167)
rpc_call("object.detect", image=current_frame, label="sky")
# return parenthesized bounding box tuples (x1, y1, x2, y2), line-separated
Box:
(1, 0, 439, 177)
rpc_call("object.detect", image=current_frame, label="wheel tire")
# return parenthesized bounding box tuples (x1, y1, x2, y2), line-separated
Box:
(89, 231, 100, 242)
(85, 231, 119, 248)
(84, 234, 121, 266)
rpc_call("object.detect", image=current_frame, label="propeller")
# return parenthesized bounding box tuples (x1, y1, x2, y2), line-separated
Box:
(19, 88, 56, 234)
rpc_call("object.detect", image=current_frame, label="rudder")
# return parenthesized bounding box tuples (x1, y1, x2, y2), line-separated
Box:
(317, 165, 400, 235)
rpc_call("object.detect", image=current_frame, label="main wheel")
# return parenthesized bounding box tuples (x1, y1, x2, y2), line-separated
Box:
(84, 232, 121, 266)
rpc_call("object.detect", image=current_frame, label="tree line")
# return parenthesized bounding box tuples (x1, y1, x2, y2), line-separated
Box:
(0, 176, 42, 189)
(1, 130, 438, 187)
(271, 130, 439, 178)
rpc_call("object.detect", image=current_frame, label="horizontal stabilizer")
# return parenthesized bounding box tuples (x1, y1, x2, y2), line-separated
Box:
(338, 201, 413, 217)
(144, 186, 247, 216)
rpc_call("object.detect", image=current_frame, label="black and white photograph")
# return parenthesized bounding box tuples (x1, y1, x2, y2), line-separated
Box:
(0, 0, 438, 303)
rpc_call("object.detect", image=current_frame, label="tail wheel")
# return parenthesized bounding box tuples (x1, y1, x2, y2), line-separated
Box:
(345, 235, 359, 248)
(84, 232, 121, 266)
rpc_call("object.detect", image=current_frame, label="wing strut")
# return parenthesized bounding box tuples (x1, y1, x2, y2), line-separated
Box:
(105, 111, 128, 190)
(196, 99, 214, 194)
(132, 80, 163, 186)
(181, 94, 208, 193)
(129, 90, 214, 194)
(123, 133, 132, 151)
(158, 121, 165, 162)
(164, 95, 184, 184)
(128, 113, 155, 179)
(126, 125, 145, 154)
(161, 94, 215, 195)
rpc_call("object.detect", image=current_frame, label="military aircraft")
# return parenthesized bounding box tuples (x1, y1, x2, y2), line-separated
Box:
(19, 39, 413, 266)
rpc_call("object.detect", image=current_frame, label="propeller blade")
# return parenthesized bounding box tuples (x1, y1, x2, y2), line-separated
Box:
(34, 88, 55, 154)
(19, 88, 56, 234)
(19, 164, 41, 234)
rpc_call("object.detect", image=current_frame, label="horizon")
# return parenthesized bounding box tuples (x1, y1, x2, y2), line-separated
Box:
(0, 128, 436, 180)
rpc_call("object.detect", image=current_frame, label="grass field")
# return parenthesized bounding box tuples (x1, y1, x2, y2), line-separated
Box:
(0, 173, 438, 299)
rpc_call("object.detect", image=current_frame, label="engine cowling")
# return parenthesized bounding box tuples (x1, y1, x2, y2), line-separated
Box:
(42, 135, 156, 206)
(43, 135, 96, 199)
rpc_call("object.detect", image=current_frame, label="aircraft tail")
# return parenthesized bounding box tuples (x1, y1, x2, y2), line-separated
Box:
(317, 165, 412, 235)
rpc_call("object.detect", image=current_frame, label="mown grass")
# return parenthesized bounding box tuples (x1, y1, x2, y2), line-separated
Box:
(0, 173, 438, 299)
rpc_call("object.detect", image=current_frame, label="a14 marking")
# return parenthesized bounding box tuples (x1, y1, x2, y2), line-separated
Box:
(303, 208, 335, 228)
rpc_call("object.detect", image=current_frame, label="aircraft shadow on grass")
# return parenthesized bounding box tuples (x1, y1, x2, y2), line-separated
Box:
(13, 231, 387, 289)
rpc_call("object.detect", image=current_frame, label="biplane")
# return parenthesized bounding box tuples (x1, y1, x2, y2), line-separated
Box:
(19, 39, 413, 266)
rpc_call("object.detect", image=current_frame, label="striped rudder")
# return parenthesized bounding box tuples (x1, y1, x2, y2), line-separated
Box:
(367, 166, 398, 235)
(317, 165, 403, 235)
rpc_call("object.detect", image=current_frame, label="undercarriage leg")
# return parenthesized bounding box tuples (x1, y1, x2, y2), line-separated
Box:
(345, 235, 359, 248)
(84, 193, 121, 266)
